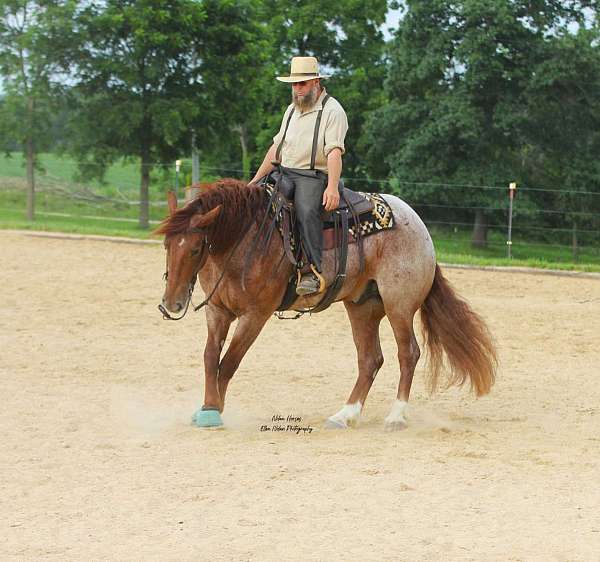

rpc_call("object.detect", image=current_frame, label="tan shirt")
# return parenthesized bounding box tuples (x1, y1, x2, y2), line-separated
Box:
(272, 88, 348, 172)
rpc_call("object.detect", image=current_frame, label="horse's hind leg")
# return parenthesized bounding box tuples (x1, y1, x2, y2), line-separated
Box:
(325, 298, 385, 429)
(384, 310, 421, 431)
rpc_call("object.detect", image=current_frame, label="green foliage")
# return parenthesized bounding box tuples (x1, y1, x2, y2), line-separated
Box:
(0, 0, 76, 218)
(63, 0, 271, 226)
(0, 150, 214, 199)
(522, 27, 600, 233)
(0, 0, 72, 154)
(64, 0, 207, 226)
(253, 0, 389, 180)
(1, 0, 599, 263)
(361, 0, 600, 243)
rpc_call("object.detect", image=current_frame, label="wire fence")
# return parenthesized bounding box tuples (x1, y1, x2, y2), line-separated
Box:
(1, 157, 599, 265)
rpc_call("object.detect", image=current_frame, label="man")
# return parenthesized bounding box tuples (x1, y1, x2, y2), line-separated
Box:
(250, 56, 348, 296)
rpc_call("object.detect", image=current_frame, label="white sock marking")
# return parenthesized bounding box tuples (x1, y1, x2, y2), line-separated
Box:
(328, 401, 362, 428)
(385, 399, 408, 425)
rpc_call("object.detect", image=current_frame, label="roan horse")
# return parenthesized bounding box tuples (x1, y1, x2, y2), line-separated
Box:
(156, 179, 497, 430)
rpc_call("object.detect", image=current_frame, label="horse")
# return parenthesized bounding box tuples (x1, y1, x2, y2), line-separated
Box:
(156, 178, 497, 430)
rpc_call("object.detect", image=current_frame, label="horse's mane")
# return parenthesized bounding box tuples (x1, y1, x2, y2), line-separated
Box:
(155, 178, 266, 254)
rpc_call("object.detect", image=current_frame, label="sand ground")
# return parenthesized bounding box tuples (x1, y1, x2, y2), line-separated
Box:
(1, 231, 599, 562)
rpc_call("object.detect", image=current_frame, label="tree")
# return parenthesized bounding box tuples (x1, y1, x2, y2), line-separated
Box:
(0, 0, 73, 220)
(252, 0, 390, 181)
(66, 0, 270, 224)
(522, 25, 600, 255)
(362, 0, 591, 246)
(186, 0, 269, 181)
(66, 0, 206, 228)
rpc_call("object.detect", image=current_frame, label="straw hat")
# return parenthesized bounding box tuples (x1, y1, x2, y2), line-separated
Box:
(276, 56, 330, 83)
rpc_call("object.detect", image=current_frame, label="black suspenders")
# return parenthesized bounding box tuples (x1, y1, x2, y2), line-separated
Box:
(310, 94, 330, 170)
(275, 106, 294, 164)
(275, 94, 331, 170)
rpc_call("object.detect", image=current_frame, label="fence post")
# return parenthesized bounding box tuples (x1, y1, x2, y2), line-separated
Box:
(187, 131, 201, 202)
(507, 182, 517, 259)
(175, 159, 181, 200)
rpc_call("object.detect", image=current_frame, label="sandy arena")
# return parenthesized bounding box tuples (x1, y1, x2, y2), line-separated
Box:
(1, 231, 599, 561)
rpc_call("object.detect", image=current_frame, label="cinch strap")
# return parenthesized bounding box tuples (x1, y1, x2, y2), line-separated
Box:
(275, 94, 331, 170)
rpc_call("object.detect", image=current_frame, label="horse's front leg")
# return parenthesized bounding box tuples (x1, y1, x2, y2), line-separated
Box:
(216, 312, 271, 410)
(192, 304, 233, 428)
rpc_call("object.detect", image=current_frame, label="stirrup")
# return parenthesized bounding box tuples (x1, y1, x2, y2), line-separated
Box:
(296, 266, 326, 296)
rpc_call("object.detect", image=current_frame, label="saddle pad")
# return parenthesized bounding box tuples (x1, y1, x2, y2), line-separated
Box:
(323, 192, 395, 250)
(350, 192, 394, 236)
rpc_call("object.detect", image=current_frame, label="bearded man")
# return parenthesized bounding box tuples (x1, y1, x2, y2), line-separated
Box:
(250, 56, 349, 296)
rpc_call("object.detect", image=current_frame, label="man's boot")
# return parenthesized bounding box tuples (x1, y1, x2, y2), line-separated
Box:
(296, 264, 324, 296)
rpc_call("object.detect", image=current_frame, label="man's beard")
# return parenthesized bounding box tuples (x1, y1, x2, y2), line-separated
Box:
(292, 85, 319, 111)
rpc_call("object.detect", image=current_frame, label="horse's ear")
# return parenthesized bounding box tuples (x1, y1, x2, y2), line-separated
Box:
(189, 205, 222, 231)
(167, 191, 177, 215)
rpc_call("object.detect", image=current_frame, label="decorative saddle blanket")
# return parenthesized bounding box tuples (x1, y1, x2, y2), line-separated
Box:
(324, 192, 394, 250)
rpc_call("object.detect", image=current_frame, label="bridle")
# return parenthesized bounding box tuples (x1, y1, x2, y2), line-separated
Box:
(158, 220, 253, 321)
(158, 234, 209, 321)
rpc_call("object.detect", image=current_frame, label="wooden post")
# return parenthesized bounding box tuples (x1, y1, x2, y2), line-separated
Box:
(572, 220, 578, 263)
(507, 182, 517, 259)
(175, 159, 181, 200)
(188, 132, 201, 202)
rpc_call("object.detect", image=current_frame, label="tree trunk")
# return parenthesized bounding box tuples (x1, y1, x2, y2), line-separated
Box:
(191, 131, 200, 184)
(25, 136, 35, 221)
(471, 209, 488, 248)
(25, 97, 35, 221)
(237, 124, 250, 181)
(139, 147, 150, 229)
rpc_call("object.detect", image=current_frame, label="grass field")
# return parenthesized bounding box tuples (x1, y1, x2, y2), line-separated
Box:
(0, 152, 218, 201)
(2, 152, 599, 272)
(0, 152, 141, 190)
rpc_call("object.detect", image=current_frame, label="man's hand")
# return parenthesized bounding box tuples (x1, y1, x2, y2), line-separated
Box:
(324, 147, 342, 211)
(322, 185, 340, 211)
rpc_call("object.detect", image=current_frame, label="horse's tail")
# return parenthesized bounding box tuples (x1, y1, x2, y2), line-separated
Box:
(420, 264, 497, 397)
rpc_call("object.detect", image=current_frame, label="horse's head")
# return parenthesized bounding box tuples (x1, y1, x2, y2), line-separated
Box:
(158, 191, 222, 315)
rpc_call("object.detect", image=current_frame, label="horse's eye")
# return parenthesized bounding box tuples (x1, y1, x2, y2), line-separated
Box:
(190, 248, 201, 257)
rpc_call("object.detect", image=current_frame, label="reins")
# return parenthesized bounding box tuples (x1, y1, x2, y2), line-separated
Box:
(191, 228, 247, 311)
(158, 279, 196, 321)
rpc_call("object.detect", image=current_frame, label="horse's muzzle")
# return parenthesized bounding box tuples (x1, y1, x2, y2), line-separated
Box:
(161, 296, 185, 313)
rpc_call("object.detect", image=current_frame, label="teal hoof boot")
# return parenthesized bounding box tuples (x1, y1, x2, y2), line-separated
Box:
(191, 408, 223, 428)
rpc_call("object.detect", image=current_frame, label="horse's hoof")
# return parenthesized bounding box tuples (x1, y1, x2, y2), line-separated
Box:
(191, 408, 224, 428)
(324, 416, 348, 429)
(384, 418, 408, 432)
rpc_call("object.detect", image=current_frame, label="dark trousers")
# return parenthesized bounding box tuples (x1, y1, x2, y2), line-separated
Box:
(277, 167, 341, 273)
